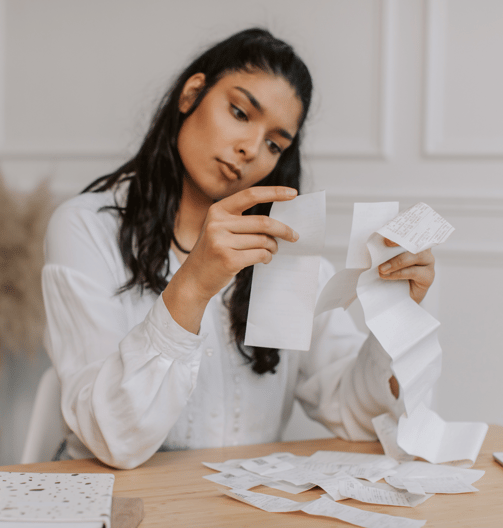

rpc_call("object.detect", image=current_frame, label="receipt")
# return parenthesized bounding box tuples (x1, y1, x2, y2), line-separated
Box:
(223, 488, 427, 527)
(264, 480, 316, 494)
(385, 459, 484, 494)
(387, 475, 478, 494)
(397, 403, 489, 465)
(244, 191, 326, 350)
(203, 468, 270, 490)
(372, 412, 415, 462)
(221, 487, 308, 512)
(240, 454, 296, 475)
(302, 496, 426, 527)
(300, 452, 397, 484)
(377, 202, 455, 254)
(338, 477, 432, 507)
(346, 202, 400, 268)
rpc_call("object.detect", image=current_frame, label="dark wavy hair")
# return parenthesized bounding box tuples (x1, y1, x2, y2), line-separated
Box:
(82, 28, 312, 374)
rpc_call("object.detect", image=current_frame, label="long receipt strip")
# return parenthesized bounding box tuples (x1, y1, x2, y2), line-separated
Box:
(222, 488, 426, 527)
(245, 194, 488, 465)
(245, 191, 326, 350)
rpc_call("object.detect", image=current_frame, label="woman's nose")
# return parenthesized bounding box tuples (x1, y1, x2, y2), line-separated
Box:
(235, 130, 262, 160)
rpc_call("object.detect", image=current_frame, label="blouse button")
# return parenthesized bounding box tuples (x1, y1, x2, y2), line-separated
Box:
(163, 321, 168, 328)
(188, 414, 194, 423)
(206, 348, 213, 357)
(233, 374, 240, 384)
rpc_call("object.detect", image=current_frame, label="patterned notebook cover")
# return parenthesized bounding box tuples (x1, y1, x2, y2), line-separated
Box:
(0, 472, 114, 527)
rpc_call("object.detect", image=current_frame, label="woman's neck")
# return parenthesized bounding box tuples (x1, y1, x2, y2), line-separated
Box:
(172, 177, 212, 264)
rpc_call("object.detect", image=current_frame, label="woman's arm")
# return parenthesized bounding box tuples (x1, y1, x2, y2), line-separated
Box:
(43, 200, 205, 469)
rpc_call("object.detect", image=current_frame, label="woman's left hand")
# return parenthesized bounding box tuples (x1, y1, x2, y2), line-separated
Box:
(378, 238, 435, 304)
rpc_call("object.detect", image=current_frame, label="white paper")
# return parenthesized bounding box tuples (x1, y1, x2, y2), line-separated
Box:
(305, 471, 351, 501)
(387, 475, 478, 494)
(372, 412, 416, 463)
(397, 402, 489, 465)
(385, 460, 484, 494)
(377, 202, 455, 254)
(386, 459, 484, 484)
(338, 477, 432, 507)
(301, 495, 426, 527)
(221, 488, 308, 513)
(304, 450, 398, 472)
(263, 480, 316, 494)
(203, 467, 270, 490)
(314, 268, 363, 316)
(240, 454, 296, 476)
(245, 191, 326, 350)
(346, 202, 399, 269)
(357, 229, 443, 416)
(202, 459, 246, 472)
(223, 488, 427, 527)
(268, 466, 327, 486)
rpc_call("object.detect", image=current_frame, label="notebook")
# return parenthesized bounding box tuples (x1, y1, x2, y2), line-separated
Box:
(0, 472, 114, 527)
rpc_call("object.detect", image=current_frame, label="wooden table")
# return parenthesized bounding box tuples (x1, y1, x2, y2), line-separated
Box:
(2, 425, 502, 527)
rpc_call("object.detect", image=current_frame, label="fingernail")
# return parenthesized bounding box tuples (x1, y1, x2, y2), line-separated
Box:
(292, 230, 299, 241)
(380, 263, 391, 272)
(285, 188, 297, 197)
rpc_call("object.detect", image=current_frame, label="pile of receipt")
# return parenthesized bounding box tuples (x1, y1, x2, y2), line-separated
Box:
(203, 450, 484, 527)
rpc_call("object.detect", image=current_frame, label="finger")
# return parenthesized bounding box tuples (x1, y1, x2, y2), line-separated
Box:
(384, 238, 399, 247)
(234, 247, 275, 268)
(231, 215, 299, 243)
(379, 264, 435, 286)
(220, 186, 297, 215)
(229, 233, 279, 254)
(379, 249, 434, 275)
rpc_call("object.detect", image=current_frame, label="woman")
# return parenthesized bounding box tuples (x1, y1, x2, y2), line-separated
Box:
(43, 28, 434, 469)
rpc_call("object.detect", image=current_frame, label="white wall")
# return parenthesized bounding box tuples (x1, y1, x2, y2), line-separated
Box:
(1, 0, 502, 447)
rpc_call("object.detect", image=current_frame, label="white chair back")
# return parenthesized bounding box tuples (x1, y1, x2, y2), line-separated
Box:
(21, 367, 70, 464)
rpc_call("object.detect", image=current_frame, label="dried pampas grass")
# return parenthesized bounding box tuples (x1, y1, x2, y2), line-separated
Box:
(0, 173, 55, 361)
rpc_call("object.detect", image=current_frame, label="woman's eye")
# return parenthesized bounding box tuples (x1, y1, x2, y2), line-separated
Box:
(231, 104, 247, 121)
(266, 139, 282, 155)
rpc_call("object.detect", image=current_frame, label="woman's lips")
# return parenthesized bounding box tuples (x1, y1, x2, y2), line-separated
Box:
(217, 159, 242, 181)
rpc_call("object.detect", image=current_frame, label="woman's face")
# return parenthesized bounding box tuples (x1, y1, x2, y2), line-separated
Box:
(177, 69, 303, 203)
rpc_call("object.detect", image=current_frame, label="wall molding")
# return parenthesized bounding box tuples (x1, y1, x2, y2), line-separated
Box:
(306, 0, 394, 160)
(326, 192, 503, 218)
(423, 0, 503, 157)
(0, 0, 395, 163)
(324, 243, 503, 267)
(325, 191, 503, 266)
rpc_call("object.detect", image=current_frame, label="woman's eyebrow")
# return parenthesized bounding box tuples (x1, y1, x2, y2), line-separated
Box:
(234, 86, 294, 142)
(234, 86, 262, 112)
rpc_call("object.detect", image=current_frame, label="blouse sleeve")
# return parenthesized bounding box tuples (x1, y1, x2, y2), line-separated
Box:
(295, 259, 404, 441)
(42, 202, 206, 469)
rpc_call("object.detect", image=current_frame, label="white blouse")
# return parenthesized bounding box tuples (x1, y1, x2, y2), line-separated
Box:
(42, 187, 403, 469)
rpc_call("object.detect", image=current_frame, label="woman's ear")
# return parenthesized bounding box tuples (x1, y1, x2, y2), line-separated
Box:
(179, 73, 206, 113)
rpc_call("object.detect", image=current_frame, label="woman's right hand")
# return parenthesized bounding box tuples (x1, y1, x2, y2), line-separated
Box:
(162, 186, 299, 333)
